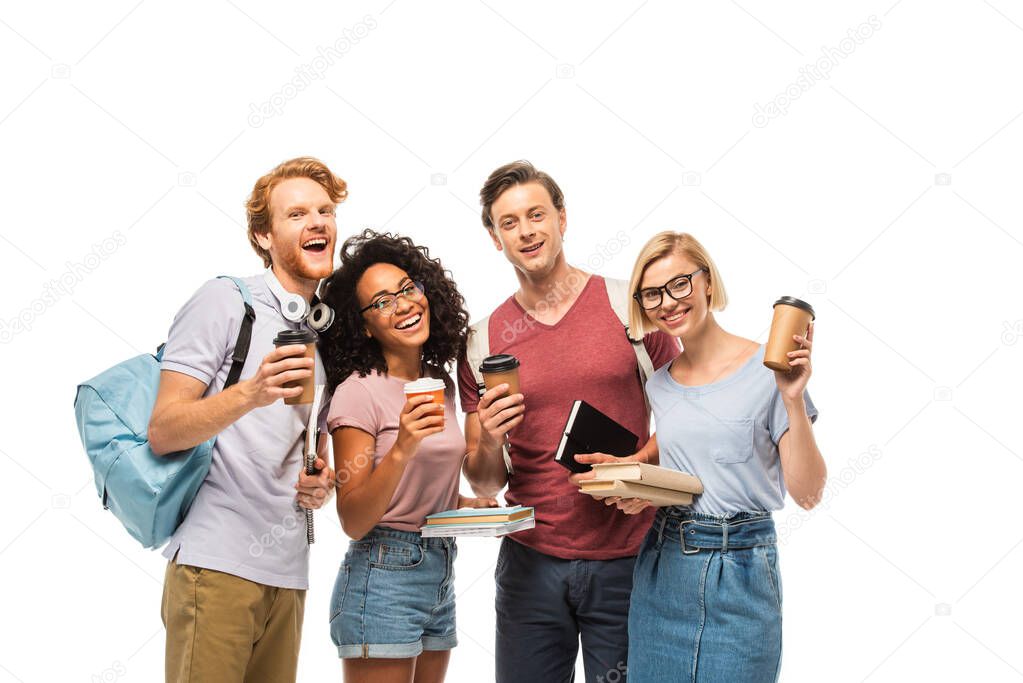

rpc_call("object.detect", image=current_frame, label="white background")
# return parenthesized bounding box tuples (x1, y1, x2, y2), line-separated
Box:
(1, 1, 1022, 681)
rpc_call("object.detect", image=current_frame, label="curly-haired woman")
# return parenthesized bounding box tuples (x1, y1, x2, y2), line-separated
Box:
(318, 230, 494, 683)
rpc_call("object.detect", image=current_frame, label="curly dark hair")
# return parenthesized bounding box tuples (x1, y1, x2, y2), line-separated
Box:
(318, 229, 470, 392)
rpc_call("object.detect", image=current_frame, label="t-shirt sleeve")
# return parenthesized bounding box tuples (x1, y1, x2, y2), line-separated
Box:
(768, 388, 819, 445)
(160, 278, 241, 386)
(456, 349, 482, 414)
(642, 330, 681, 370)
(327, 379, 379, 435)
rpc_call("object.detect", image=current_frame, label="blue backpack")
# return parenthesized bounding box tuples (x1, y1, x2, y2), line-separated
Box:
(73, 276, 255, 548)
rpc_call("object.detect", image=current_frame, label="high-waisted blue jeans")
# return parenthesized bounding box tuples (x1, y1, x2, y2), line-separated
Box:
(628, 508, 781, 683)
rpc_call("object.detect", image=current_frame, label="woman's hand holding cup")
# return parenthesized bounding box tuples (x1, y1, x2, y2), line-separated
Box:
(773, 322, 814, 403)
(394, 394, 445, 461)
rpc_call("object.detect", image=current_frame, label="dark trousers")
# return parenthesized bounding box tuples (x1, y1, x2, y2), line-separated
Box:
(495, 537, 635, 683)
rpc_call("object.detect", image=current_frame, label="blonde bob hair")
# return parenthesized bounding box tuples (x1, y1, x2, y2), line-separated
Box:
(627, 231, 728, 338)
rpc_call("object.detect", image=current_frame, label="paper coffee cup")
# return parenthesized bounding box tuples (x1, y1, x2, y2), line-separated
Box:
(763, 297, 815, 372)
(479, 354, 521, 398)
(403, 378, 446, 425)
(273, 329, 318, 405)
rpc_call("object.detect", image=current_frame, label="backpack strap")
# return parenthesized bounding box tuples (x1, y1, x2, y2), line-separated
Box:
(217, 276, 256, 390)
(466, 316, 491, 392)
(466, 315, 514, 475)
(604, 277, 654, 415)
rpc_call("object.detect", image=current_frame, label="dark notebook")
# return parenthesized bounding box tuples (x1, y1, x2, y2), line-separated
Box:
(555, 400, 639, 474)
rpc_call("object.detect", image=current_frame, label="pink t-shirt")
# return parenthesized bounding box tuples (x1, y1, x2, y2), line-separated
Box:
(457, 276, 680, 560)
(327, 371, 464, 532)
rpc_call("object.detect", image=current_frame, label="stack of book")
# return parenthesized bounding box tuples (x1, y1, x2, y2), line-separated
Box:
(420, 505, 535, 538)
(579, 462, 703, 507)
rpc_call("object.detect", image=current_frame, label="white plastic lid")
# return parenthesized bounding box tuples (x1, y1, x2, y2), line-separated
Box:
(403, 378, 445, 394)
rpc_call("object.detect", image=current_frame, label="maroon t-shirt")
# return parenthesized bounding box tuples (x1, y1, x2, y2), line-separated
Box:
(457, 275, 679, 560)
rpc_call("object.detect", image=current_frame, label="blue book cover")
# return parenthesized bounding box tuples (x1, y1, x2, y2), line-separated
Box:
(426, 520, 524, 528)
(425, 505, 533, 521)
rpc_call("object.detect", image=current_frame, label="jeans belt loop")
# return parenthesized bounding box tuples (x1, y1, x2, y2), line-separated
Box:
(680, 520, 700, 555)
(656, 511, 669, 542)
(721, 520, 729, 554)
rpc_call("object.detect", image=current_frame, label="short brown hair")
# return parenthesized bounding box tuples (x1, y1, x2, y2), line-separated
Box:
(479, 160, 564, 230)
(245, 156, 348, 267)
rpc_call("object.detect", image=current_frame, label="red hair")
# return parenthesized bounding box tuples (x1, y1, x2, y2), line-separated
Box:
(245, 157, 348, 266)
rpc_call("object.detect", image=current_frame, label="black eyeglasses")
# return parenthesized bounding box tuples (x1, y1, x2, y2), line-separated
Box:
(633, 268, 706, 310)
(359, 280, 426, 317)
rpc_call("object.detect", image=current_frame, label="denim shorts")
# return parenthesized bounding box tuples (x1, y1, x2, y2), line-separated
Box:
(329, 526, 458, 659)
(628, 508, 781, 683)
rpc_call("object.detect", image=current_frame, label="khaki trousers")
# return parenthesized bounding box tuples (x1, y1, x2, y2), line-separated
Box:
(161, 559, 306, 683)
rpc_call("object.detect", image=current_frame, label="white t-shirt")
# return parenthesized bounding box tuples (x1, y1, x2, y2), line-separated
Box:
(160, 271, 326, 590)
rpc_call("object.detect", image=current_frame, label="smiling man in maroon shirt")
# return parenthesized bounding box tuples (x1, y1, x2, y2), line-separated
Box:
(457, 161, 678, 682)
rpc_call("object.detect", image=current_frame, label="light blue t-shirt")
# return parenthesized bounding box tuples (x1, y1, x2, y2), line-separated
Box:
(647, 344, 818, 515)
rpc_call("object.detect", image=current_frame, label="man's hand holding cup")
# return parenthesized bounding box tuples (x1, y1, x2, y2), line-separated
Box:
(240, 344, 314, 409)
(477, 383, 525, 451)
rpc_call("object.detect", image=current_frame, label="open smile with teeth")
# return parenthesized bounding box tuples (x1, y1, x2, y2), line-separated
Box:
(520, 241, 544, 254)
(662, 308, 690, 323)
(302, 237, 328, 253)
(395, 314, 422, 331)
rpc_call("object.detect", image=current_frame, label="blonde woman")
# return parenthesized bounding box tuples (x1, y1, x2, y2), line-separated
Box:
(598, 231, 825, 682)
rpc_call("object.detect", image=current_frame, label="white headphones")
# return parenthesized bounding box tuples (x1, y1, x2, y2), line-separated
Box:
(263, 270, 335, 332)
